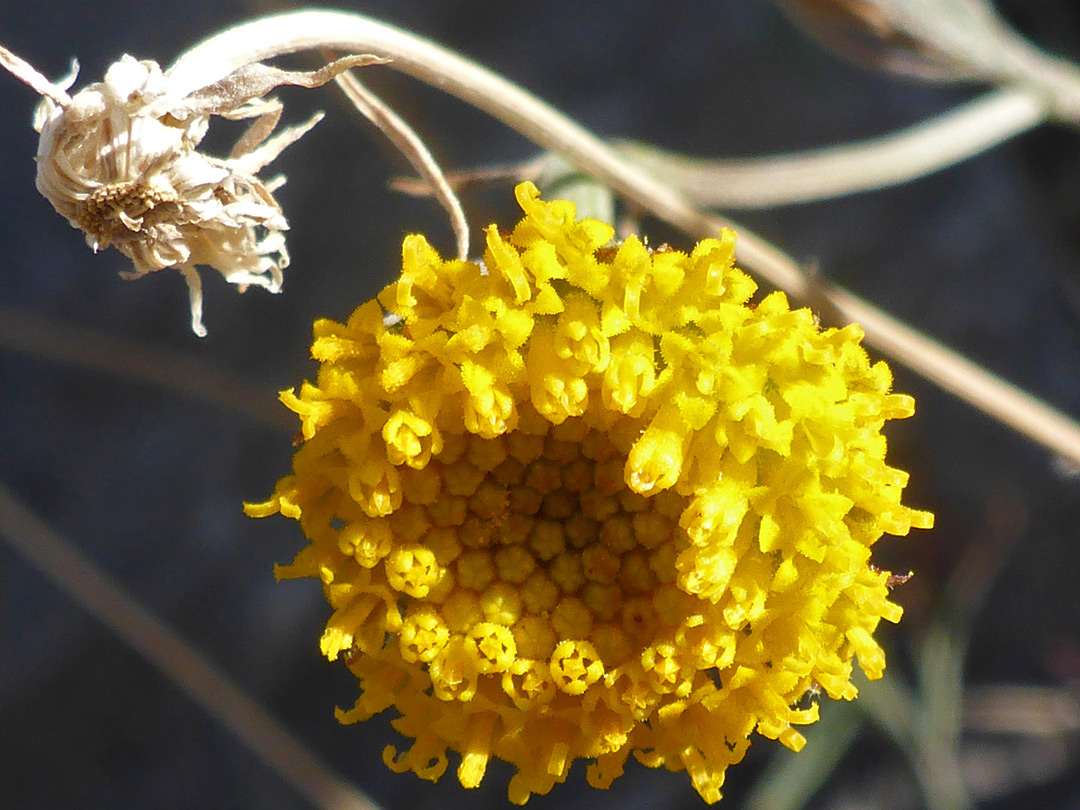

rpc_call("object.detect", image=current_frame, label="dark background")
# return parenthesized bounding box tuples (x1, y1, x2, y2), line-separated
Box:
(1, 2, 1078, 808)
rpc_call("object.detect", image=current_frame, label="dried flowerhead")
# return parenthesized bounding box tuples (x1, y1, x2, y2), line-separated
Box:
(1, 45, 381, 335)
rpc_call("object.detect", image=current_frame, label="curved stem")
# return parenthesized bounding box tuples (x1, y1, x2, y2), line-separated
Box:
(0, 480, 379, 810)
(0, 43, 72, 105)
(618, 86, 1048, 208)
(330, 67, 470, 259)
(828, 0, 1080, 124)
(168, 10, 1080, 466)
(0, 304, 293, 432)
(820, 284, 1080, 465)
(166, 11, 732, 265)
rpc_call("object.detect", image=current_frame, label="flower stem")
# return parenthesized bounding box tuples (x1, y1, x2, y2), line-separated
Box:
(168, 10, 1080, 465)
(0, 479, 380, 810)
(616, 87, 1048, 208)
(330, 66, 470, 260)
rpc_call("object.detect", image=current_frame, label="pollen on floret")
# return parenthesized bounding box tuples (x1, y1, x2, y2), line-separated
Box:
(251, 181, 933, 804)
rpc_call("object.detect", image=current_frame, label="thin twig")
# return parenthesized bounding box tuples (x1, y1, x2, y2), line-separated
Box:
(390, 157, 545, 197)
(391, 85, 1046, 208)
(0, 43, 72, 104)
(327, 57, 470, 260)
(963, 685, 1080, 737)
(832, 0, 1080, 123)
(164, 10, 1080, 465)
(776, 0, 978, 81)
(0, 304, 292, 432)
(0, 479, 381, 810)
(163, 11, 813, 289)
(617, 86, 1048, 207)
(821, 284, 1080, 465)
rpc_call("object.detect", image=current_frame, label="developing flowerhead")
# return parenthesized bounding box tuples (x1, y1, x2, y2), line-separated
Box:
(247, 182, 933, 803)
(1, 45, 380, 335)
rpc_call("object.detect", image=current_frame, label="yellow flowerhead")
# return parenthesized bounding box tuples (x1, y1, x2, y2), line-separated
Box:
(246, 181, 933, 804)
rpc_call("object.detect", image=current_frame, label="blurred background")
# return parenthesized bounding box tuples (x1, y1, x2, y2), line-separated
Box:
(1, 1, 1078, 808)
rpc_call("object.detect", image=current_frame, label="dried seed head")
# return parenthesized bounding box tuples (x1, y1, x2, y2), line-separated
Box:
(3, 46, 382, 335)
(777, 0, 975, 81)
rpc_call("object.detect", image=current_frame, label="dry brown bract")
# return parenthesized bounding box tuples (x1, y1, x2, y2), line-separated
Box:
(1, 46, 382, 335)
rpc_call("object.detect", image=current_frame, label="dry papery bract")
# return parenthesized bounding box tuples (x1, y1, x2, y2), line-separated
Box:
(1, 45, 382, 335)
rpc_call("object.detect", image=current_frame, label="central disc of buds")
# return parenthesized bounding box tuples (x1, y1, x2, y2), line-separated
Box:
(386, 410, 696, 699)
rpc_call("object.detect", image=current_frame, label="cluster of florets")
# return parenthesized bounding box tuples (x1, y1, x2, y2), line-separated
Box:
(247, 182, 932, 803)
